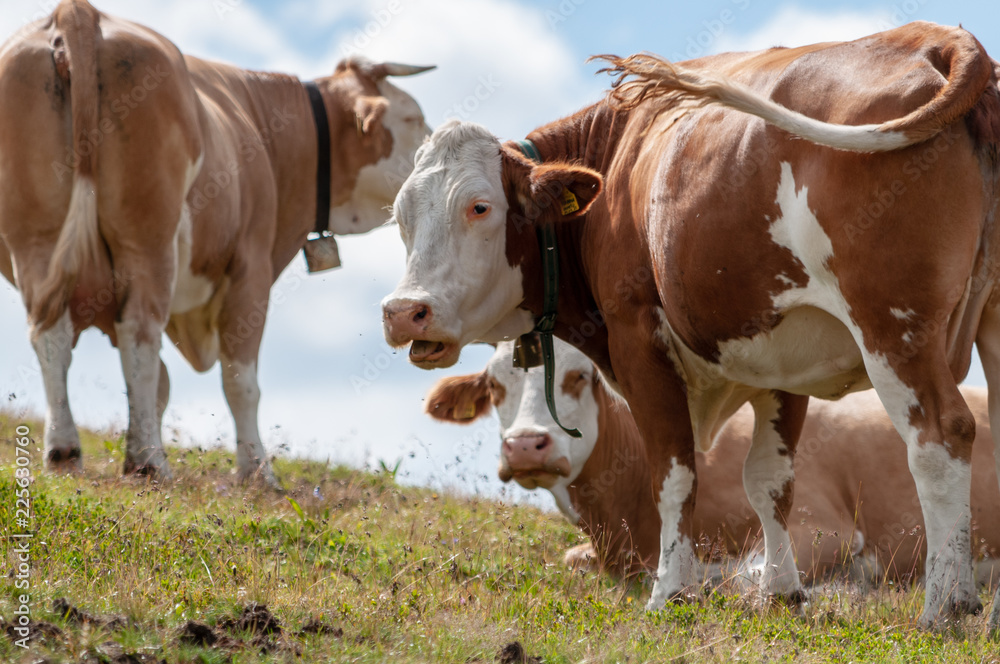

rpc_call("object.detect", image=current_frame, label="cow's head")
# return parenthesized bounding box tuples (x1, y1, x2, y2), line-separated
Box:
(425, 340, 602, 519)
(319, 57, 434, 235)
(382, 121, 602, 367)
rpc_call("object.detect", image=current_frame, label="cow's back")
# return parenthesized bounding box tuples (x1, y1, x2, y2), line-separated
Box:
(599, 23, 999, 425)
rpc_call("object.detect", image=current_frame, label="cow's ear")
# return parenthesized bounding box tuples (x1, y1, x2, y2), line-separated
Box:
(354, 95, 389, 135)
(528, 163, 602, 220)
(499, 144, 603, 223)
(425, 372, 492, 423)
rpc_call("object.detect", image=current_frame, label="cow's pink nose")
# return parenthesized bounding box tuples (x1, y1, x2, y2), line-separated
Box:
(502, 434, 552, 471)
(383, 299, 433, 345)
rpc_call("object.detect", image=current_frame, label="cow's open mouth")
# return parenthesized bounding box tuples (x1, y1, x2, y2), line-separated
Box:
(408, 339, 458, 365)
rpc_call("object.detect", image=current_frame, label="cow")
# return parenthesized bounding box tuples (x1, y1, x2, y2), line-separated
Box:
(382, 22, 1000, 626)
(0, 0, 432, 486)
(426, 340, 1000, 589)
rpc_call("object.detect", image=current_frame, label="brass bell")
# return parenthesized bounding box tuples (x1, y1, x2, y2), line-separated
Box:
(512, 332, 543, 370)
(303, 235, 342, 273)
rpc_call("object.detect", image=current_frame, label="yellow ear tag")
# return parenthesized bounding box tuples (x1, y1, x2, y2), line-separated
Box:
(560, 189, 580, 215)
(456, 401, 477, 420)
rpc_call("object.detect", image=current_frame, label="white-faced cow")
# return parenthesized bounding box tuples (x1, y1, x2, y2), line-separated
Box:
(426, 340, 1000, 588)
(0, 0, 432, 485)
(383, 22, 1000, 625)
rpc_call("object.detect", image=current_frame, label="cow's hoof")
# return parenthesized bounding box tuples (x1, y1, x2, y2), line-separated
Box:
(669, 592, 697, 605)
(239, 465, 283, 492)
(646, 588, 695, 611)
(46, 447, 83, 473)
(123, 458, 173, 481)
(958, 597, 984, 616)
(919, 611, 954, 631)
(769, 589, 808, 607)
(919, 597, 982, 630)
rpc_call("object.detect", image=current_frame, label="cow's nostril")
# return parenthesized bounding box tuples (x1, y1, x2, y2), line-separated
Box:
(414, 307, 428, 321)
(535, 437, 550, 451)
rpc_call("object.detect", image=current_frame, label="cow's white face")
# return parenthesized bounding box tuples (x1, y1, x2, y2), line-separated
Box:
(382, 122, 533, 368)
(329, 77, 432, 235)
(424, 339, 603, 522)
(487, 341, 601, 491)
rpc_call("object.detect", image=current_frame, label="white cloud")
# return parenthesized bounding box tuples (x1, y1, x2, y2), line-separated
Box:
(315, 0, 602, 138)
(714, 5, 893, 54)
(274, 1, 356, 30)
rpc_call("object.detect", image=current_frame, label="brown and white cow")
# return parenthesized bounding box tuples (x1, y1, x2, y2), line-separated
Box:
(383, 22, 1000, 625)
(0, 0, 431, 485)
(427, 340, 1000, 588)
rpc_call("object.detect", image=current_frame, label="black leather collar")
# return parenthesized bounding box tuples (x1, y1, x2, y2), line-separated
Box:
(513, 139, 582, 439)
(303, 81, 332, 236)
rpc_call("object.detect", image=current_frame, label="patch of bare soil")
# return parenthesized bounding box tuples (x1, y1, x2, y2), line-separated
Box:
(1, 616, 64, 645)
(177, 603, 316, 656)
(52, 597, 129, 631)
(295, 618, 344, 638)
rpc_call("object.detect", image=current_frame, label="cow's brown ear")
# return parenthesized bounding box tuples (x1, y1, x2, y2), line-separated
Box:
(425, 373, 492, 423)
(500, 145, 603, 224)
(354, 95, 389, 135)
(529, 163, 603, 220)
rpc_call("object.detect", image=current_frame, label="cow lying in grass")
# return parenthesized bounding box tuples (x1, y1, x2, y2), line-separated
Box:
(426, 340, 1000, 590)
(0, 0, 432, 485)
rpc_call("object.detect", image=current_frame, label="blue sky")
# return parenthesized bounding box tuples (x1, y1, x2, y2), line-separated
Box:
(0, 0, 996, 508)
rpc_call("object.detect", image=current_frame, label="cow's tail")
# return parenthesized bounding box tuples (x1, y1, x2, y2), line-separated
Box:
(31, 0, 103, 335)
(594, 27, 993, 153)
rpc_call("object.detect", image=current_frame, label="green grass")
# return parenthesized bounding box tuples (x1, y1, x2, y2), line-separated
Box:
(2, 413, 1000, 663)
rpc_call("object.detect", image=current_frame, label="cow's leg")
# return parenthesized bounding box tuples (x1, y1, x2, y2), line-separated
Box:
(116, 315, 171, 478)
(12, 237, 83, 470)
(608, 332, 697, 608)
(647, 454, 698, 607)
(745, 390, 808, 601)
(30, 310, 81, 470)
(106, 221, 177, 479)
(221, 358, 278, 487)
(218, 259, 279, 489)
(974, 303, 1000, 631)
(859, 348, 977, 625)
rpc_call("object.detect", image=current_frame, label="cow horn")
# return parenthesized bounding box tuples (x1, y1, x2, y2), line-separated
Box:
(370, 62, 436, 78)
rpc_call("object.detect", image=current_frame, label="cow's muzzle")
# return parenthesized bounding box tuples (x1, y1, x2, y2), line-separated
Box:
(381, 298, 459, 367)
(498, 433, 571, 488)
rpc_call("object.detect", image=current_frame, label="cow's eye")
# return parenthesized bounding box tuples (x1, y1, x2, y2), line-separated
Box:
(468, 202, 490, 219)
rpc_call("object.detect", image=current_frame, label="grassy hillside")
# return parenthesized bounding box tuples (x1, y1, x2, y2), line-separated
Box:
(2, 414, 1000, 663)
